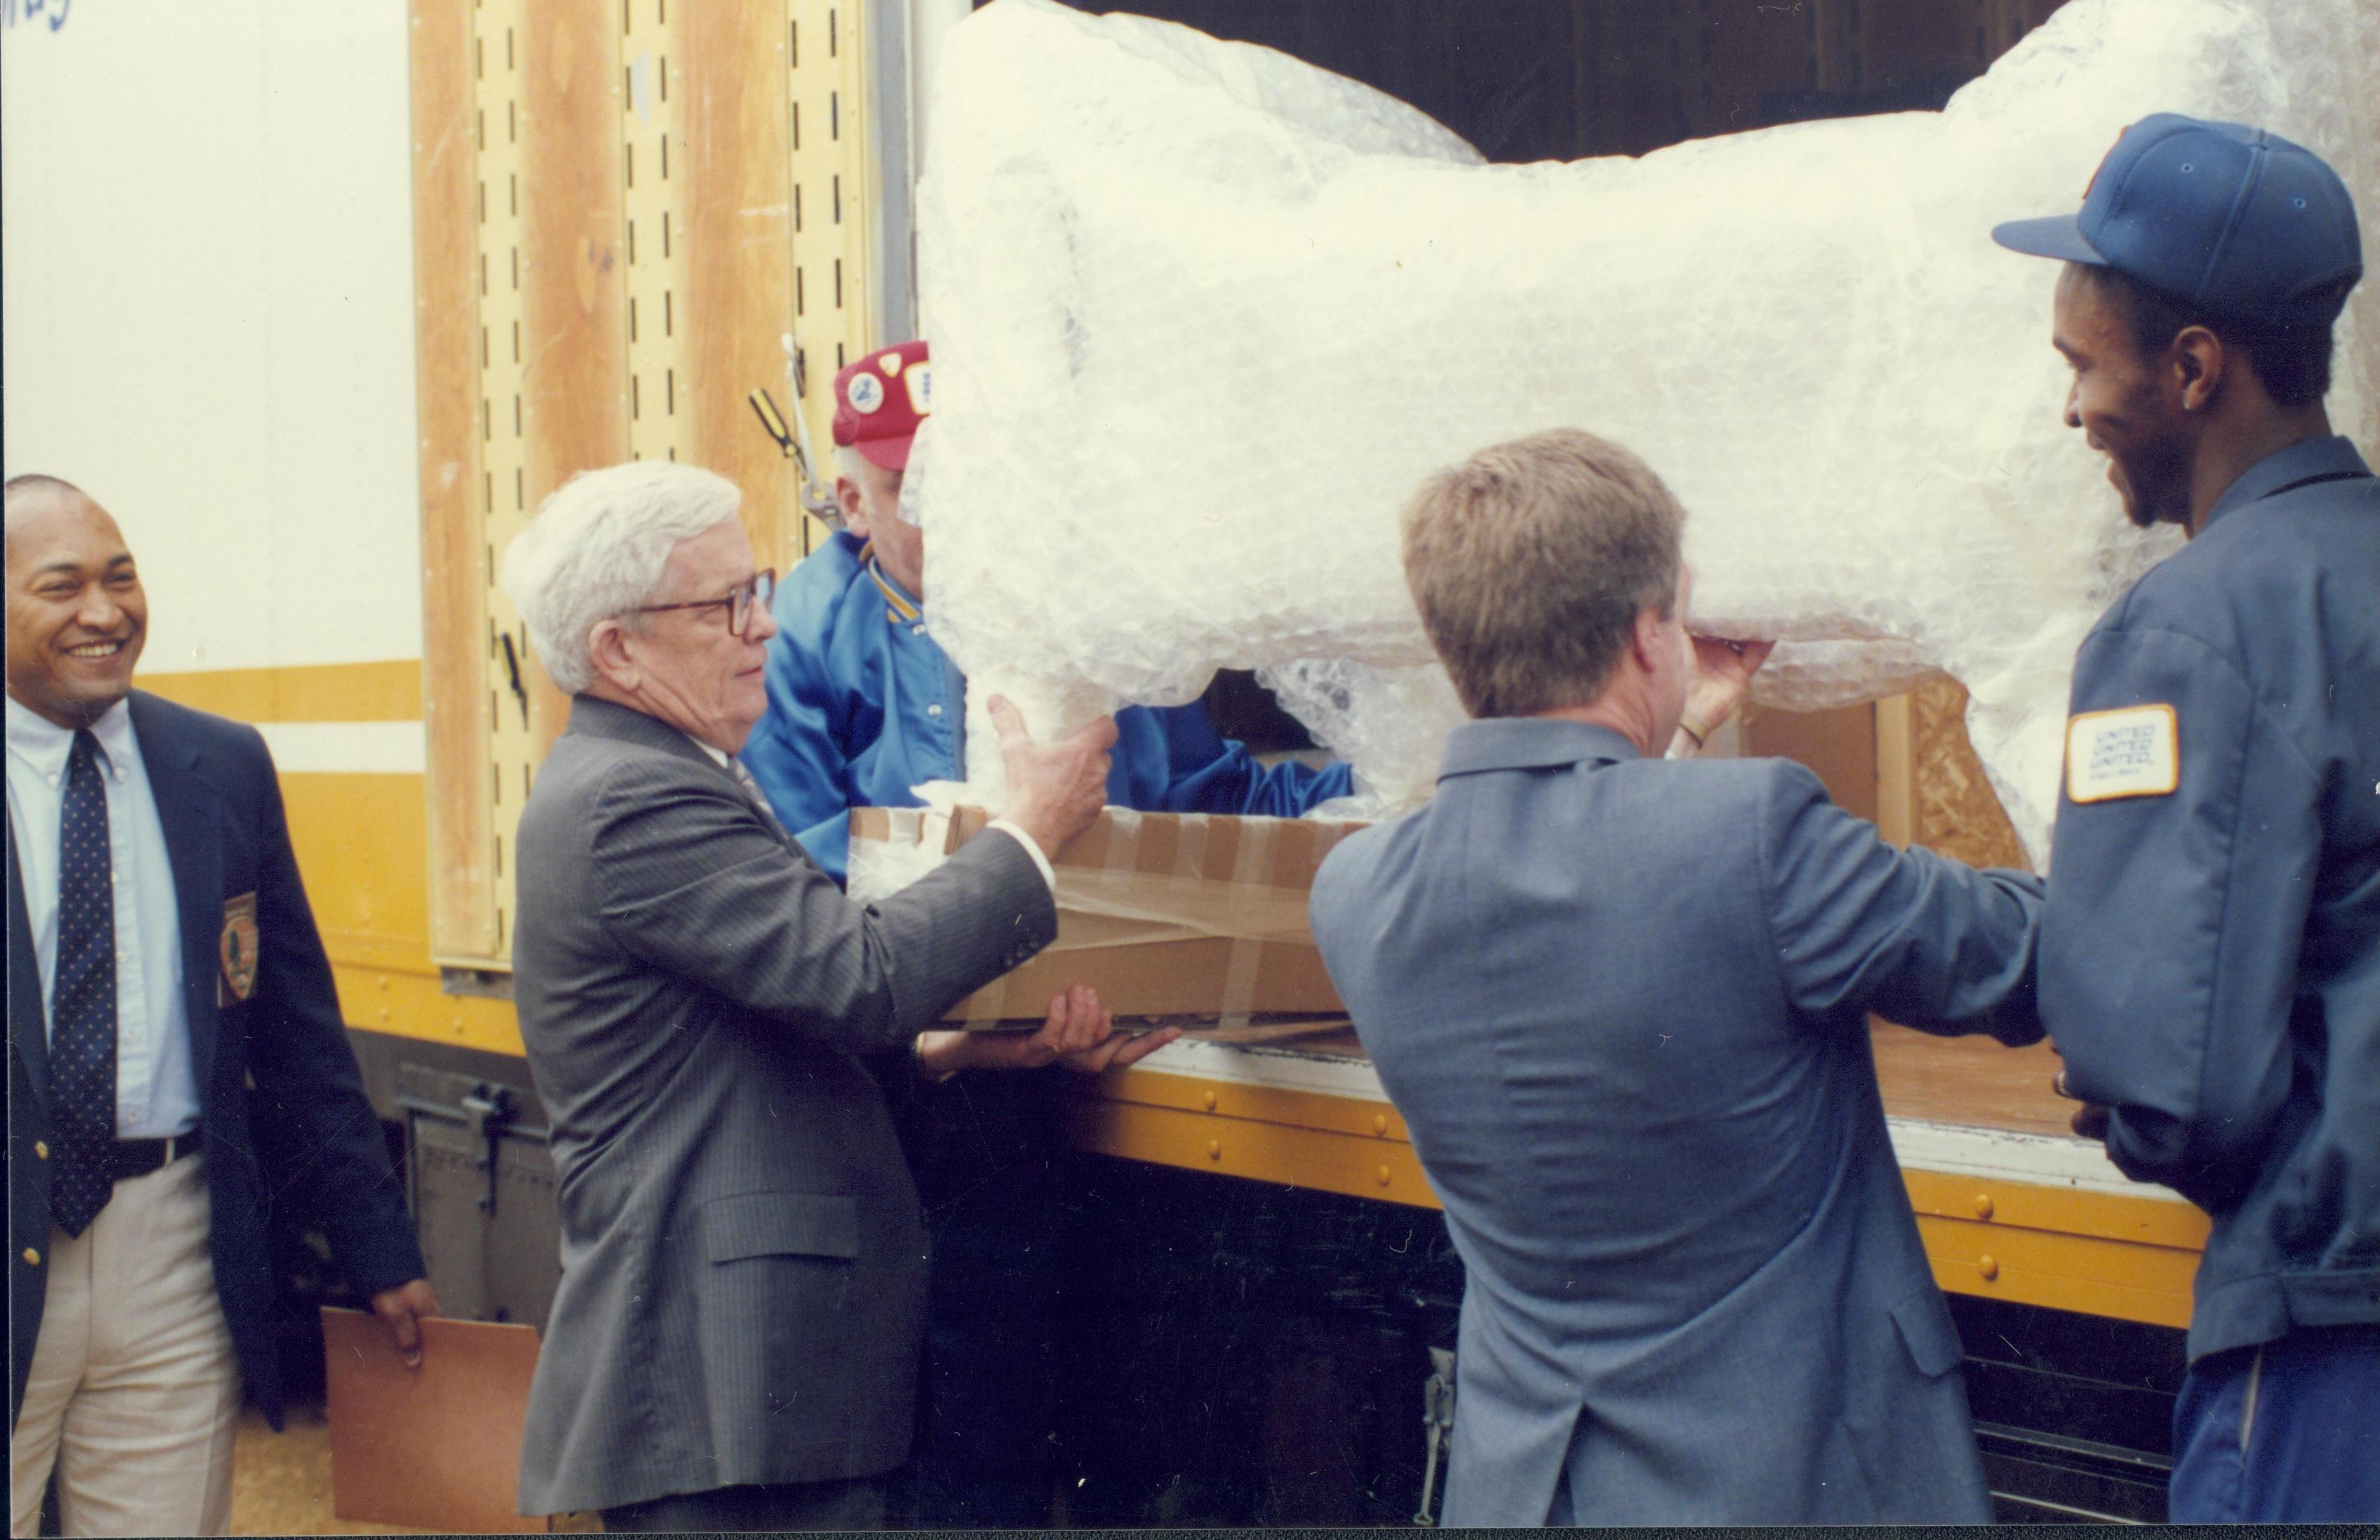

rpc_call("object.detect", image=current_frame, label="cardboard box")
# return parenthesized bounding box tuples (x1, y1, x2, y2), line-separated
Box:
(852, 805, 1366, 1024)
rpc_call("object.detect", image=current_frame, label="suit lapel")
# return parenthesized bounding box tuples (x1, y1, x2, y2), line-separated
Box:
(5, 804, 51, 1121)
(569, 695, 796, 849)
(129, 692, 225, 1102)
(568, 692, 725, 768)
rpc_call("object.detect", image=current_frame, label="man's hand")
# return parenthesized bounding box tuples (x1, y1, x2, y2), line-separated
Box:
(1026, 983, 1184, 1074)
(1687, 636, 1775, 727)
(991, 695, 1116, 856)
(914, 984, 1183, 1077)
(2052, 1060, 2113, 1142)
(1669, 636, 1774, 757)
(370, 1277, 441, 1369)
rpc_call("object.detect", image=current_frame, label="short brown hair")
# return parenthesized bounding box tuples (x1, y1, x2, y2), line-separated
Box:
(1400, 428, 1685, 718)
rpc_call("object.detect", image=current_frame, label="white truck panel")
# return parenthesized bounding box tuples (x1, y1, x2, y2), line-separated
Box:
(2, 1, 423, 672)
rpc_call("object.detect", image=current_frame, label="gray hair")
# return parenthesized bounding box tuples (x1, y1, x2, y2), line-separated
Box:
(834, 446, 916, 530)
(500, 460, 743, 694)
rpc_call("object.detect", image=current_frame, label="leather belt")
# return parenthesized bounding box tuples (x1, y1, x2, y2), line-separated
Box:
(109, 1129, 201, 1181)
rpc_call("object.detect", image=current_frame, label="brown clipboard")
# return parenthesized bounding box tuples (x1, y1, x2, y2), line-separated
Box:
(321, 1306, 546, 1533)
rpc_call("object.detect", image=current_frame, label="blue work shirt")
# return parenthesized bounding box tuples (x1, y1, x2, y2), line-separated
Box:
(741, 530, 1352, 884)
(2042, 435, 2380, 1365)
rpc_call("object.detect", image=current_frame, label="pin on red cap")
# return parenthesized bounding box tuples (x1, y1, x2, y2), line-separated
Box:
(832, 340, 932, 471)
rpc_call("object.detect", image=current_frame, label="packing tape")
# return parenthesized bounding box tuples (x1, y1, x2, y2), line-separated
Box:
(934, 810, 1320, 1024)
(845, 806, 944, 904)
(1171, 812, 1208, 891)
(1108, 808, 1145, 878)
(962, 808, 1156, 1022)
(1041, 866, 1313, 950)
(1216, 820, 1273, 1030)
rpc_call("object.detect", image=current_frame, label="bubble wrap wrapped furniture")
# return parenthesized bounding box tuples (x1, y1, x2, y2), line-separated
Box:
(912, 0, 2377, 862)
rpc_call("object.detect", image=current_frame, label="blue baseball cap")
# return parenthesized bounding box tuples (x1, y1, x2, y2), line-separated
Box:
(1993, 113, 2362, 327)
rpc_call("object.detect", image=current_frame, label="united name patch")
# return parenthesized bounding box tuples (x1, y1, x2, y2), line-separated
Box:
(2065, 704, 2179, 803)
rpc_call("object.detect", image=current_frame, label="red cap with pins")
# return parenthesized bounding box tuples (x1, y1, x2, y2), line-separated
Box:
(831, 340, 932, 471)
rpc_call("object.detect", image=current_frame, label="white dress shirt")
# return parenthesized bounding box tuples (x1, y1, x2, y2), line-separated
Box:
(5, 695, 200, 1139)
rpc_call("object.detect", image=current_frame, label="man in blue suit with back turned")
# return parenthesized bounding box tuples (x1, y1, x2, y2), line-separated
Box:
(1310, 429, 2047, 1525)
(741, 341, 1351, 1525)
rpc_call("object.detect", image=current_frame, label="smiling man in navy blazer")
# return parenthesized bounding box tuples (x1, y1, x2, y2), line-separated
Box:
(6, 474, 435, 1536)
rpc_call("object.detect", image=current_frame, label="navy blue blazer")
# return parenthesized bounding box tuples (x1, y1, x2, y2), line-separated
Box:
(1312, 720, 2043, 1525)
(9, 690, 423, 1430)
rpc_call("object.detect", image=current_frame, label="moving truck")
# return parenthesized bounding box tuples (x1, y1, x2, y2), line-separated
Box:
(5, 0, 2233, 1521)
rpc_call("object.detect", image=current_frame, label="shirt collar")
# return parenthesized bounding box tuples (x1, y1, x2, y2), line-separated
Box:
(565, 694, 734, 772)
(2202, 434, 2371, 532)
(1438, 717, 1642, 782)
(856, 540, 923, 624)
(5, 694, 137, 783)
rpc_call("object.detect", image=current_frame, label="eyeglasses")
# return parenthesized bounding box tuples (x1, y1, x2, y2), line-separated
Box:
(630, 568, 776, 639)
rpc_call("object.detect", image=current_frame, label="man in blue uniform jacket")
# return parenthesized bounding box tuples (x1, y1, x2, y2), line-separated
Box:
(7, 476, 435, 1535)
(741, 339, 1350, 885)
(1995, 116, 2378, 1523)
(1309, 430, 2046, 1526)
(740, 341, 1350, 1525)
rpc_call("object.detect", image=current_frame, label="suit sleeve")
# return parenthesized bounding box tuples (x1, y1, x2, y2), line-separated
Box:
(591, 757, 1056, 1050)
(2042, 624, 2313, 1209)
(237, 733, 426, 1299)
(1759, 762, 2044, 1044)
(790, 809, 856, 888)
(1132, 704, 1355, 817)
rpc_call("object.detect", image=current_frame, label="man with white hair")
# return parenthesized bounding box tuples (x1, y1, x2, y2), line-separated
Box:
(742, 340, 1354, 884)
(742, 340, 1354, 1526)
(499, 459, 1154, 1531)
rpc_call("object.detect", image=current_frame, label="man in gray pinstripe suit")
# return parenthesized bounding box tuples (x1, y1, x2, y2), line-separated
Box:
(499, 460, 1141, 1531)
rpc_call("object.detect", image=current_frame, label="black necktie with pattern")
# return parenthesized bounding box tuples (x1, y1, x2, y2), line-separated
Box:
(51, 729, 119, 1236)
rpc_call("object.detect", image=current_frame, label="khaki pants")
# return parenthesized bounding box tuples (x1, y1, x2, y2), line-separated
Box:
(10, 1153, 243, 1537)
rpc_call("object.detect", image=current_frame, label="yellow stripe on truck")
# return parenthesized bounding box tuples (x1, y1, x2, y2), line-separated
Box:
(139, 660, 424, 723)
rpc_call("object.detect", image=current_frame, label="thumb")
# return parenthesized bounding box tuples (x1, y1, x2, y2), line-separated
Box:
(1066, 714, 1120, 752)
(391, 1310, 423, 1367)
(986, 694, 1029, 750)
